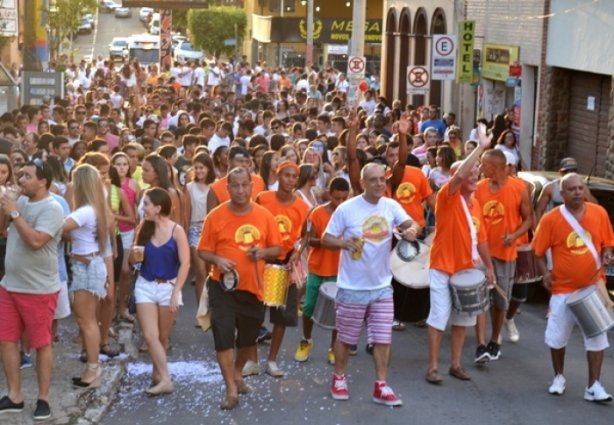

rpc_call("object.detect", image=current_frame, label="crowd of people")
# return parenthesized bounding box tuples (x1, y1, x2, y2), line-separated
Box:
(0, 53, 612, 420)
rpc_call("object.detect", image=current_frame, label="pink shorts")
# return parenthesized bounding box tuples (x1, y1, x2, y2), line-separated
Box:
(335, 296, 394, 345)
(0, 286, 59, 349)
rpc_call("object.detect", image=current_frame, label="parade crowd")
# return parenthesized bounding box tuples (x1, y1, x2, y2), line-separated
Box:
(0, 54, 612, 420)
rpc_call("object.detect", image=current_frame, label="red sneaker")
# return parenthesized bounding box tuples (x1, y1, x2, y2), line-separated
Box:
(330, 374, 349, 400)
(372, 382, 402, 407)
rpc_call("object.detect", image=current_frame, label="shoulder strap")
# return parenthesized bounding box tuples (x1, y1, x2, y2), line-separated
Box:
(459, 195, 480, 263)
(559, 205, 600, 270)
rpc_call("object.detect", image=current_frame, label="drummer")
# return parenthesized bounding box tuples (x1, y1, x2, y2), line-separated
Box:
(473, 149, 532, 363)
(425, 123, 495, 384)
(198, 167, 282, 410)
(532, 173, 614, 401)
(294, 177, 350, 364)
(248, 160, 310, 378)
(322, 163, 421, 407)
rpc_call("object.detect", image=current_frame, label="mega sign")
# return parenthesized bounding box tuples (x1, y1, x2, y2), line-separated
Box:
(270, 17, 382, 44)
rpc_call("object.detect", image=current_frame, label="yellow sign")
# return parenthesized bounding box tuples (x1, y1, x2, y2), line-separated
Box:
(457, 20, 475, 84)
(482, 43, 519, 82)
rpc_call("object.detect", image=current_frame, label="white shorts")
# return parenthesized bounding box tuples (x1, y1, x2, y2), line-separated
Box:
(545, 292, 609, 351)
(426, 269, 478, 331)
(120, 230, 135, 252)
(54, 280, 71, 320)
(134, 275, 183, 307)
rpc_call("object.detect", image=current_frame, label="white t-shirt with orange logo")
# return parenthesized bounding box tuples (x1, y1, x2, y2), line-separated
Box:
(326, 195, 411, 290)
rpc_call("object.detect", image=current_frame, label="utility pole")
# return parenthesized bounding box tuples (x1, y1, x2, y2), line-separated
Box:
(347, 0, 365, 107)
(305, 0, 313, 68)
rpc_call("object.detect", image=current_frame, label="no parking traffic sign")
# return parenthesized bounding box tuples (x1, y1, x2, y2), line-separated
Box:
(406, 66, 430, 95)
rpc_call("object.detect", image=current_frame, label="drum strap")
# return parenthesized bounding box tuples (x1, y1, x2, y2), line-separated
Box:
(460, 195, 480, 263)
(559, 206, 601, 270)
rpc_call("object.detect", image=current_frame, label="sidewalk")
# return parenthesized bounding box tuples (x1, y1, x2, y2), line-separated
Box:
(0, 318, 137, 425)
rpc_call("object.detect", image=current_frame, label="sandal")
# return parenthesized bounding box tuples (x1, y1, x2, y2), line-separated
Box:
(100, 344, 120, 358)
(220, 395, 239, 410)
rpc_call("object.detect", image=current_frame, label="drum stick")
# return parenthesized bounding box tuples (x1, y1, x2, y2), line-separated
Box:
(251, 245, 263, 290)
(492, 282, 509, 303)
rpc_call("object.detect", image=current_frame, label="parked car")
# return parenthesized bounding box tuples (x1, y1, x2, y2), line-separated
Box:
(82, 13, 95, 30)
(77, 16, 93, 34)
(100, 0, 121, 13)
(171, 34, 187, 53)
(139, 7, 154, 23)
(108, 37, 128, 59)
(149, 13, 160, 35)
(114, 7, 132, 18)
(173, 41, 205, 63)
(519, 170, 614, 301)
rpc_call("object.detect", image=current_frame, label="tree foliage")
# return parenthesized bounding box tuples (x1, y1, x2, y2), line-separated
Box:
(171, 9, 188, 33)
(187, 6, 246, 58)
(48, 0, 98, 42)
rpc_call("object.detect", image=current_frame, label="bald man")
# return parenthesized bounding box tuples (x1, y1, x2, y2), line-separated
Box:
(322, 163, 421, 407)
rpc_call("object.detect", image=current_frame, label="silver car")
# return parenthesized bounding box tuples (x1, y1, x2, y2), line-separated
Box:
(108, 37, 128, 59)
(115, 7, 132, 18)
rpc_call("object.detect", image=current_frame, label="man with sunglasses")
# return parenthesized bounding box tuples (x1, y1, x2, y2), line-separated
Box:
(66, 119, 81, 146)
(0, 159, 64, 421)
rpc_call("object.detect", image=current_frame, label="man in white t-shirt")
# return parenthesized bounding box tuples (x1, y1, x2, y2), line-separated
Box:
(207, 122, 232, 154)
(239, 69, 252, 97)
(193, 60, 205, 88)
(207, 61, 223, 88)
(322, 163, 420, 407)
(179, 62, 194, 88)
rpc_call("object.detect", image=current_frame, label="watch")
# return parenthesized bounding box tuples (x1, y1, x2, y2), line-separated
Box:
(10, 210, 20, 220)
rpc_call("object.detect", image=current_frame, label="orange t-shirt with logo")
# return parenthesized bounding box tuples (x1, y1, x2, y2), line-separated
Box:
(307, 204, 340, 277)
(474, 176, 527, 261)
(210, 174, 266, 205)
(198, 202, 282, 299)
(256, 191, 309, 260)
(389, 166, 432, 228)
(532, 203, 614, 294)
(429, 181, 487, 275)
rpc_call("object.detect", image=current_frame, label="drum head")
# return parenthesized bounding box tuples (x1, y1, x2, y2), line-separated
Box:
(450, 269, 485, 288)
(396, 240, 420, 262)
(390, 242, 430, 288)
(320, 281, 338, 298)
(221, 270, 239, 291)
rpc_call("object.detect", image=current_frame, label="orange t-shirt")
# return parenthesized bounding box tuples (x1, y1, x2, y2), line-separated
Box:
(210, 174, 266, 205)
(256, 191, 309, 260)
(390, 166, 432, 228)
(429, 181, 487, 275)
(307, 204, 340, 277)
(532, 203, 614, 294)
(474, 176, 527, 261)
(198, 202, 282, 299)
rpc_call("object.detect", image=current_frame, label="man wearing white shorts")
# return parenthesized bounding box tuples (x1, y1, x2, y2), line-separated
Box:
(533, 173, 614, 402)
(426, 123, 495, 384)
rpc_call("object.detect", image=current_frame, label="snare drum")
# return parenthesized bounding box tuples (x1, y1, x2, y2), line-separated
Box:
(566, 285, 614, 337)
(515, 244, 541, 284)
(263, 264, 288, 307)
(449, 269, 489, 313)
(312, 281, 337, 330)
(389, 240, 430, 289)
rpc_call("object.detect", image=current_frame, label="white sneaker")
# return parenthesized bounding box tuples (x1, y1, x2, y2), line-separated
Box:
(584, 380, 613, 402)
(242, 360, 261, 377)
(548, 374, 566, 395)
(266, 361, 285, 378)
(505, 318, 520, 342)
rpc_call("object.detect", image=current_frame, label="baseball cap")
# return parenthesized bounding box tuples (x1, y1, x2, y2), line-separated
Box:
(559, 157, 578, 172)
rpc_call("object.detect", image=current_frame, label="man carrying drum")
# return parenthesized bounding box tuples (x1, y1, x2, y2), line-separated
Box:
(425, 123, 496, 384)
(473, 149, 532, 363)
(250, 160, 309, 378)
(294, 177, 350, 364)
(198, 167, 282, 410)
(532, 173, 614, 402)
(322, 163, 421, 407)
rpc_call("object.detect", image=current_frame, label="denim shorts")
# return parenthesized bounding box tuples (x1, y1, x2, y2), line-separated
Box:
(69, 256, 108, 299)
(188, 222, 203, 248)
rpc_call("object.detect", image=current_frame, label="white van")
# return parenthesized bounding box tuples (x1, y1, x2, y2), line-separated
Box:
(149, 13, 160, 35)
(127, 34, 160, 66)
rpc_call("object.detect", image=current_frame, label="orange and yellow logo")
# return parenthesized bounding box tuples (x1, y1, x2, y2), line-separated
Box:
(566, 231, 591, 256)
(471, 216, 481, 233)
(483, 200, 505, 225)
(396, 182, 416, 204)
(234, 224, 261, 251)
(275, 214, 292, 241)
(362, 215, 389, 242)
